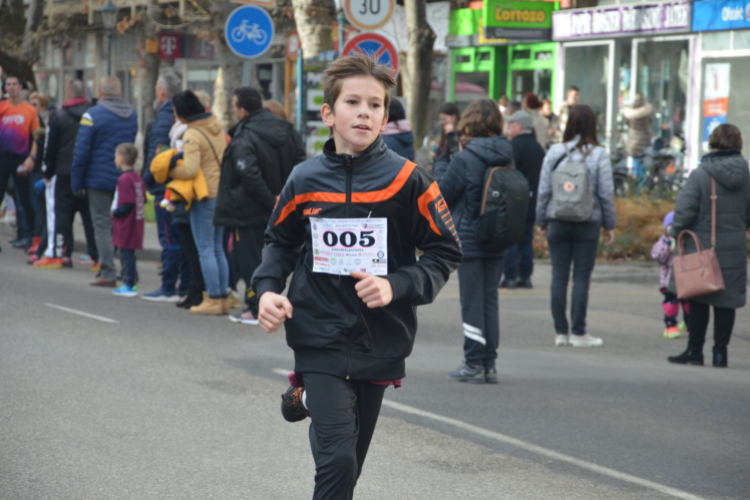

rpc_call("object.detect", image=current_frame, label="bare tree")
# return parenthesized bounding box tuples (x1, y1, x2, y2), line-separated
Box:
(0, 0, 43, 85)
(291, 0, 334, 58)
(403, 0, 436, 147)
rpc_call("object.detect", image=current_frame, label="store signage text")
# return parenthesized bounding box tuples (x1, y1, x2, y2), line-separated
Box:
(693, 0, 750, 32)
(552, 1, 691, 40)
(494, 7, 547, 24)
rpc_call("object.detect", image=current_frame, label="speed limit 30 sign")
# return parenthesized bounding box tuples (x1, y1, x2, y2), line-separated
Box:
(344, 0, 395, 31)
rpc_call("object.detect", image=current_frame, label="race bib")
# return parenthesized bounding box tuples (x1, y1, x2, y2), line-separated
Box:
(310, 217, 388, 276)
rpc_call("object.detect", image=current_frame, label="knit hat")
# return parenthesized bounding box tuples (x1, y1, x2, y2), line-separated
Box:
(663, 211, 674, 230)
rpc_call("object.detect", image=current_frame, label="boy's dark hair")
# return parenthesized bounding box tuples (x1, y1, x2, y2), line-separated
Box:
(438, 102, 460, 118)
(323, 55, 396, 113)
(172, 90, 206, 120)
(116, 143, 139, 167)
(387, 98, 406, 123)
(234, 86, 263, 114)
(563, 104, 601, 149)
(709, 124, 743, 151)
(458, 99, 503, 141)
(568, 85, 580, 93)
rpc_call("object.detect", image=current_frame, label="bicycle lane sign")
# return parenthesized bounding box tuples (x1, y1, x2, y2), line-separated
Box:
(225, 5, 274, 58)
(341, 33, 400, 78)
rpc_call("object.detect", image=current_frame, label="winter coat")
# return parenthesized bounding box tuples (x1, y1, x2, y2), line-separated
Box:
(669, 150, 750, 309)
(382, 120, 415, 161)
(511, 131, 545, 221)
(71, 97, 138, 193)
(142, 99, 175, 196)
(150, 148, 208, 211)
(536, 137, 617, 231)
(435, 135, 514, 259)
(622, 100, 653, 157)
(651, 235, 674, 290)
(214, 108, 306, 228)
(44, 98, 90, 179)
(528, 109, 549, 150)
(169, 113, 226, 199)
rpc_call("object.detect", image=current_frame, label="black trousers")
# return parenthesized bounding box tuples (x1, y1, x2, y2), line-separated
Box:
(54, 175, 98, 260)
(688, 301, 735, 351)
(458, 257, 504, 368)
(303, 373, 387, 500)
(120, 249, 137, 288)
(178, 222, 205, 302)
(229, 225, 265, 313)
(0, 153, 34, 241)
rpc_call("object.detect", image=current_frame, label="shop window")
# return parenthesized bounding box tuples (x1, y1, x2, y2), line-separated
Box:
(635, 39, 688, 143)
(733, 31, 750, 49)
(454, 72, 490, 111)
(702, 32, 731, 51)
(564, 44, 609, 141)
(456, 54, 472, 64)
(512, 50, 531, 61)
(478, 51, 492, 62)
(700, 58, 750, 160)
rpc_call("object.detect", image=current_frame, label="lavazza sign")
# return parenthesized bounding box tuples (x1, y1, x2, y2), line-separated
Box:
(553, 1, 691, 40)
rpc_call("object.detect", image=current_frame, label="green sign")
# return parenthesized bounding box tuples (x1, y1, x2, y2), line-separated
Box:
(482, 0, 555, 40)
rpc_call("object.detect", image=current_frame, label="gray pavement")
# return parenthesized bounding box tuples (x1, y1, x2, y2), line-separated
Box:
(1, 224, 749, 500)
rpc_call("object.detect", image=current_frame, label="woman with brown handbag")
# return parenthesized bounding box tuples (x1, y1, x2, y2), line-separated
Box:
(668, 124, 750, 368)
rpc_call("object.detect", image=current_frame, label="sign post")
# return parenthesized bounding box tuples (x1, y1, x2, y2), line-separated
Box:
(224, 5, 275, 59)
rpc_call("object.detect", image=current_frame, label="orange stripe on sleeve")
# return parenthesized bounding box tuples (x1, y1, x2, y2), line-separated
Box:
(417, 181, 443, 235)
(351, 161, 418, 203)
(274, 191, 346, 226)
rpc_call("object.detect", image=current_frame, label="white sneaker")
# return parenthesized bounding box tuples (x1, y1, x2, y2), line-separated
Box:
(569, 334, 603, 347)
(555, 334, 569, 346)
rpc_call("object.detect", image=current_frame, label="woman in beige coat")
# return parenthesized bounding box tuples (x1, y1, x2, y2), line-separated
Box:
(170, 90, 229, 315)
(621, 92, 654, 176)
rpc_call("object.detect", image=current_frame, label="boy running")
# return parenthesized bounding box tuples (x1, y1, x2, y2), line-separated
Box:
(251, 55, 462, 499)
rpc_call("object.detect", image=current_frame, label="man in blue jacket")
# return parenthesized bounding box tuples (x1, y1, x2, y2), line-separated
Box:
(141, 70, 186, 302)
(71, 76, 138, 287)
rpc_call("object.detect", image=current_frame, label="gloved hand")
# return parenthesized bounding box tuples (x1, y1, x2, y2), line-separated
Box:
(73, 189, 87, 199)
(34, 179, 45, 195)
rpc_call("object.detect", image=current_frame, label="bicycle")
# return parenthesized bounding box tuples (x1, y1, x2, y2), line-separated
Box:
(231, 20, 268, 45)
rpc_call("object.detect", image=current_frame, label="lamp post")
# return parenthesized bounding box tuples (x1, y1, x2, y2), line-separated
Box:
(101, 0, 118, 76)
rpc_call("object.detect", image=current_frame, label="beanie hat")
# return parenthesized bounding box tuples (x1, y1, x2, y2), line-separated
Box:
(663, 211, 674, 231)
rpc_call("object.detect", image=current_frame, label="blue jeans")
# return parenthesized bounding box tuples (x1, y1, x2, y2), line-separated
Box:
(189, 197, 229, 298)
(503, 218, 535, 281)
(121, 249, 137, 288)
(154, 196, 182, 295)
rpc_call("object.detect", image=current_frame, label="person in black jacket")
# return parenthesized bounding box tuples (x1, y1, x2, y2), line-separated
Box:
(215, 86, 306, 325)
(251, 56, 461, 499)
(435, 99, 513, 384)
(34, 80, 98, 269)
(500, 110, 545, 289)
(381, 98, 414, 161)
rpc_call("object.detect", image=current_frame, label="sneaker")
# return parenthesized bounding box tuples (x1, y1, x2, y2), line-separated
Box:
(33, 256, 63, 269)
(141, 288, 181, 303)
(27, 254, 40, 265)
(678, 321, 689, 334)
(569, 334, 603, 347)
(448, 362, 485, 383)
(91, 262, 101, 272)
(516, 277, 533, 289)
(112, 284, 138, 297)
(555, 334, 570, 346)
(61, 257, 73, 268)
(663, 326, 681, 339)
(74, 254, 95, 266)
(25, 236, 41, 255)
(485, 368, 498, 384)
(229, 310, 259, 325)
(12, 238, 31, 250)
(499, 279, 517, 289)
(280, 386, 309, 422)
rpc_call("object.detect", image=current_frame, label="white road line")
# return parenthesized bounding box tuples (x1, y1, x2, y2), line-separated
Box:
(273, 368, 292, 377)
(272, 368, 706, 500)
(44, 303, 118, 324)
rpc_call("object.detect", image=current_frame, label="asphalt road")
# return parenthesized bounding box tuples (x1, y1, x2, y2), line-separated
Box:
(1, 235, 749, 500)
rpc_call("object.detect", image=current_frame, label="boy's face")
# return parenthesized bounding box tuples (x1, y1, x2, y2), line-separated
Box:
(115, 152, 124, 170)
(320, 75, 388, 156)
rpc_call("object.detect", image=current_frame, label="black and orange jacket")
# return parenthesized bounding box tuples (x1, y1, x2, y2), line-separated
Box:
(251, 137, 463, 381)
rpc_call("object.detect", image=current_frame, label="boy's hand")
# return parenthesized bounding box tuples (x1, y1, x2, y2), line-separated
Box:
(258, 292, 293, 333)
(350, 271, 393, 309)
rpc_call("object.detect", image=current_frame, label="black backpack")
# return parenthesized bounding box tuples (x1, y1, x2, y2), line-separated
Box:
(474, 166, 530, 252)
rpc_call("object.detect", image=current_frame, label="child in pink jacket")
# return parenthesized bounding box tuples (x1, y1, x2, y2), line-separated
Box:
(651, 211, 689, 338)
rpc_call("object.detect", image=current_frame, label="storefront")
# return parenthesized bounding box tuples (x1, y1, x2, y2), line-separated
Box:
(690, 0, 750, 167)
(552, 1, 694, 156)
(447, 1, 558, 110)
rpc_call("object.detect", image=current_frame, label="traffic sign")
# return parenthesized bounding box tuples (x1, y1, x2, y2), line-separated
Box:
(341, 32, 400, 78)
(224, 5, 274, 58)
(344, 0, 395, 31)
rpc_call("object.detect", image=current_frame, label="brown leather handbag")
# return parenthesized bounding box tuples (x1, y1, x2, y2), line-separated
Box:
(673, 178, 726, 300)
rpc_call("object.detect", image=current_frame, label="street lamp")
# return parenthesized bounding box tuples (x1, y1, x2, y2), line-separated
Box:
(101, 0, 118, 76)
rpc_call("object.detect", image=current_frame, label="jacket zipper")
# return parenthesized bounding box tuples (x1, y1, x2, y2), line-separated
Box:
(345, 155, 353, 379)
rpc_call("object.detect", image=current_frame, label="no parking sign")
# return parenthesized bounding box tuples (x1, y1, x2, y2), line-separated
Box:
(341, 33, 400, 78)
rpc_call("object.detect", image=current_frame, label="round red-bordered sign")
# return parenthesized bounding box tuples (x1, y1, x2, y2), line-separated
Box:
(344, 0, 395, 31)
(341, 32, 400, 78)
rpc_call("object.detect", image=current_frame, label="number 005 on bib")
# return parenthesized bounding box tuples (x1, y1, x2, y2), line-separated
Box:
(310, 217, 388, 276)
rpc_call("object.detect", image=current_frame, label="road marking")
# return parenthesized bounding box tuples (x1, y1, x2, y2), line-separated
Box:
(271, 368, 705, 500)
(44, 303, 118, 324)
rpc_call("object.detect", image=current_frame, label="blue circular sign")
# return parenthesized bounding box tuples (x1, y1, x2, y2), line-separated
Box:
(225, 6, 274, 59)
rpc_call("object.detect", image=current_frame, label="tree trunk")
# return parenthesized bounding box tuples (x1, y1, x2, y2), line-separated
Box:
(291, 0, 333, 58)
(142, 6, 160, 128)
(403, 0, 435, 149)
